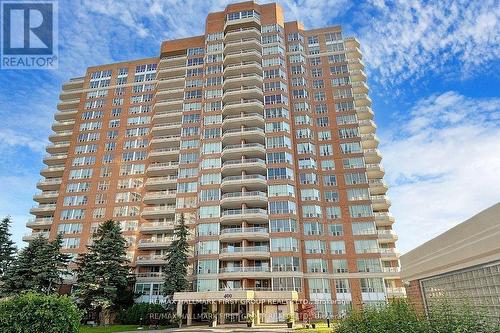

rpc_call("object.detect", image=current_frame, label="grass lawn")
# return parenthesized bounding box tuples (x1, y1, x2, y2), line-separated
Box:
(79, 325, 168, 333)
(294, 322, 338, 332)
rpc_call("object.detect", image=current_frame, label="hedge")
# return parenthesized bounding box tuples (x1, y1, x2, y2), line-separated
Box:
(116, 303, 170, 325)
(0, 292, 82, 333)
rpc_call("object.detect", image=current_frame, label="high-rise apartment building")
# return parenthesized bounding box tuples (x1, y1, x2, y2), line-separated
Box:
(26, 1, 403, 324)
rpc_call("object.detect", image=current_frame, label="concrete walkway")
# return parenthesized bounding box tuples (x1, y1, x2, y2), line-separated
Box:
(124, 323, 294, 333)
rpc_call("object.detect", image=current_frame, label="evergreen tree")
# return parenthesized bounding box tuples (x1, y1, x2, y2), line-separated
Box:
(163, 214, 190, 298)
(74, 220, 133, 325)
(0, 217, 16, 276)
(1, 234, 69, 295)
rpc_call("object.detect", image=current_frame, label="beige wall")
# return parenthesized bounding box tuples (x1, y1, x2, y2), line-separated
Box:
(401, 203, 500, 282)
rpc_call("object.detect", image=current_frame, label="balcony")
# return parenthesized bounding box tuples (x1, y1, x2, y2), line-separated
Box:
(221, 174, 267, 192)
(26, 217, 53, 228)
(358, 119, 377, 134)
(30, 204, 57, 215)
(377, 230, 398, 242)
(379, 248, 400, 259)
(219, 246, 270, 260)
(40, 165, 65, 177)
(62, 77, 84, 90)
(386, 287, 406, 297)
(152, 110, 183, 124)
(366, 163, 385, 178)
(220, 191, 267, 208)
(219, 227, 269, 241)
(141, 205, 176, 218)
(46, 141, 70, 154)
(355, 106, 374, 120)
(224, 59, 262, 76)
(148, 147, 180, 162)
(155, 87, 183, 99)
(220, 208, 268, 224)
(135, 272, 165, 281)
(52, 120, 75, 131)
(349, 69, 367, 82)
(54, 109, 77, 121)
(222, 98, 264, 116)
(43, 153, 68, 165)
(157, 76, 184, 89)
(221, 142, 266, 160)
(151, 122, 182, 136)
(222, 126, 265, 145)
(153, 98, 183, 113)
(224, 48, 262, 65)
(135, 254, 166, 265)
(374, 212, 395, 226)
(224, 12, 260, 29)
(222, 112, 264, 129)
(382, 267, 402, 278)
(369, 179, 388, 195)
(347, 58, 365, 71)
(346, 46, 362, 59)
(364, 149, 382, 164)
(144, 176, 178, 190)
(59, 87, 83, 100)
(224, 36, 261, 52)
(22, 231, 50, 242)
(221, 158, 266, 175)
(360, 133, 379, 149)
(223, 85, 263, 104)
(218, 266, 271, 279)
(143, 190, 176, 204)
(223, 73, 263, 90)
(225, 27, 260, 40)
(156, 65, 189, 80)
(137, 239, 171, 249)
(159, 54, 187, 68)
(57, 98, 80, 111)
(351, 80, 369, 93)
(139, 221, 175, 233)
(150, 135, 181, 148)
(48, 131, 73, 142)
(32, 191, 59, 203)
(146, 162, 178, 176)
(354, 93, 372, 107)
(371, 195, 391, 210)
(36, 178, 62, 190)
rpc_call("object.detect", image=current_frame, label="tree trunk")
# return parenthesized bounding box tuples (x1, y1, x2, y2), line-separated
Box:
(99, 308, 112, 326)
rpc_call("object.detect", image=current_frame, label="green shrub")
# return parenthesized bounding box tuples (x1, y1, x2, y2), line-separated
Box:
(116, 303, 169, 325)
(336, 299, 498, 333)
(0, 292, 82, 333)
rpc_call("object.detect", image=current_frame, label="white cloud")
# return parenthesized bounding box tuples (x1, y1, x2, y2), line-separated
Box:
(358, 0, 500, 85)
(380, 92, 500, 253)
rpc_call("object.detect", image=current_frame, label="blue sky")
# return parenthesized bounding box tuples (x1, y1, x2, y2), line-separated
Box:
(0, 0, 499, 253)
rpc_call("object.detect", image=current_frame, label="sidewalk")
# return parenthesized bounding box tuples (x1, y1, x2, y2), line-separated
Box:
(124, 323, 294, 333)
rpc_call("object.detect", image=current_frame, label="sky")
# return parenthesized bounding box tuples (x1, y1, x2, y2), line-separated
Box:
(0, 0, 499, 253)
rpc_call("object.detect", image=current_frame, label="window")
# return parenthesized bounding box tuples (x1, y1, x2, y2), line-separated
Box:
(330, 241, 346, 254)
(329, 224, 344, 236)
(357, 259, 382, 273)
(333, 259, 348, 273)
(355, 240, 379, 254)
(307, 259, 328, 273)
(196, 240, 219, 255)
(304, 222, 323, 235)
(326, 206, 341, 219)
(272, 256, 300, 272)
(271, 237, 298, 252)
(349, 204, 373, 218)
(352, 222, 376, 235)
(269, 219, 297, 232)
